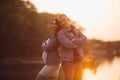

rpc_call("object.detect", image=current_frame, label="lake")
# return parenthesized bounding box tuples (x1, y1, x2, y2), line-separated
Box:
(83, 57, 120, 80)
(0, 57, 120, 80)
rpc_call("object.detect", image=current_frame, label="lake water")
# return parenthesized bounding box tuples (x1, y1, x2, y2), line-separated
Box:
(1, 57, 120, 80)
(83, 57, 120, 80)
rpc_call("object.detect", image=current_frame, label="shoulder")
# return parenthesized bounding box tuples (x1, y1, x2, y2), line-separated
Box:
(72, 26, 80, 33)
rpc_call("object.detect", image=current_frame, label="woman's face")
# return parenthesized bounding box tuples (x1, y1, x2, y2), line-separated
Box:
(58, 15, 71, 31)
(51, 20, 56, 33)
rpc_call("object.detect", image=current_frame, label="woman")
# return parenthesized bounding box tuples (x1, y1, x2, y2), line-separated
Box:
(57, 14, 87, 80)
(35, 19, 61, 80)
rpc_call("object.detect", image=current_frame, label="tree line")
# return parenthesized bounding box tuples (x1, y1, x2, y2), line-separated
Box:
(0, 0, 57, 60)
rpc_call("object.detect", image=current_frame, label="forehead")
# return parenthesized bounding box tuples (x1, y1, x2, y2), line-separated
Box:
(52, 20, 56, 24)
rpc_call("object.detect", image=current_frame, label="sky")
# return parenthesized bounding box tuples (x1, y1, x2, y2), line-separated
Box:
(29, 0, 120, 41)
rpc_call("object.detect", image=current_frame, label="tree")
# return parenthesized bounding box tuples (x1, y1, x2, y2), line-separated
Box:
(0, 0, 56, 60)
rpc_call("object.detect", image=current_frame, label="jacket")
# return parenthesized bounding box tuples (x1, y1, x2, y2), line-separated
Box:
(58, 27, 87, 62)
(42, 33, 61, 65)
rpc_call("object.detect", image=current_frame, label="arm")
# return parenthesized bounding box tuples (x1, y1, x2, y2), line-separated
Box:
(72, 36, 87, 45)
(42, 35, 58, 51)
(58, 30, 79, 49)
(72, 29, 87, 45)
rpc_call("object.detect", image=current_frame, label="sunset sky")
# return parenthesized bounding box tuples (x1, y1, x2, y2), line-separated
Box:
(29, 0, 120, 41)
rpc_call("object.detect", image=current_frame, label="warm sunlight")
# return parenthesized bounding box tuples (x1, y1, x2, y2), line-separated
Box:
(83, 69, 96, 80)
(29, 0, 120, 41)
(83, 58, 120, 80)
(1, 1, 120, 80)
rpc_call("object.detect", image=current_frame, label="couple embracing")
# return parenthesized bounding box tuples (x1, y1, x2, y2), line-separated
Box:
(35, 14, 87, 80)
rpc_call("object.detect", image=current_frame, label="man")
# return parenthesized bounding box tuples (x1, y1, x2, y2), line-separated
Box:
(57, 14, 87, 80)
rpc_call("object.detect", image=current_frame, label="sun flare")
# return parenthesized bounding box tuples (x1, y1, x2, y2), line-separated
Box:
(83, 69, 96, 80)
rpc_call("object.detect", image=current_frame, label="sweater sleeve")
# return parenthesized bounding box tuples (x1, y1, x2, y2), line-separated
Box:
(72, 30, 87, 45)
(58, 30, 79, 49)
(42, 36, 58, 51)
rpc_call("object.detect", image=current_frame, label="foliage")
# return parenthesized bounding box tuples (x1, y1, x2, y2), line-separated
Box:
(0, 0, 56, 60)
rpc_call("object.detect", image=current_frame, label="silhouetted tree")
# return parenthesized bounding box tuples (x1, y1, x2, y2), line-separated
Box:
(0, 0, 56, 60)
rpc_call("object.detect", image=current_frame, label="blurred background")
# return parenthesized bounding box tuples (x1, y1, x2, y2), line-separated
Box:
(0, 0, 120, 80)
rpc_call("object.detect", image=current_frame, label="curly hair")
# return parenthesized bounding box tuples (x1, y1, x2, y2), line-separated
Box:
(50, 18, 61, 37)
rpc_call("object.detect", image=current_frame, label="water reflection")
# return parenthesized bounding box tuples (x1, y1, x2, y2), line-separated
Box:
(83, 57, 120, 80)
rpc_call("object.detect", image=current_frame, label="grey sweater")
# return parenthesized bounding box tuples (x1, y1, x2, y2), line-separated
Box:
(41, 33, 61, 65)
